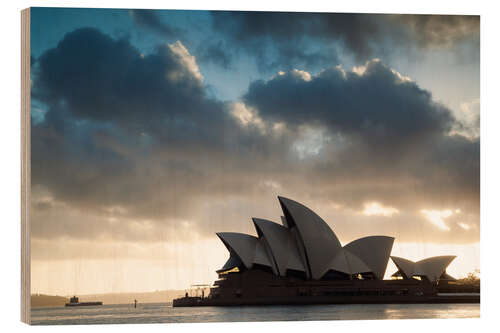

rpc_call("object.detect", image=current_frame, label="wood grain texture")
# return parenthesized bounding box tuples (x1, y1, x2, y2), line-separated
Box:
(21, 7, 31, 325)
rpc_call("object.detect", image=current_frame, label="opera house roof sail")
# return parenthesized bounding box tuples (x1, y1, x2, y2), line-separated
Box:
(173, 196, 478, 307)
(391, 255, 457, 282)
(216, 196, 455, 283)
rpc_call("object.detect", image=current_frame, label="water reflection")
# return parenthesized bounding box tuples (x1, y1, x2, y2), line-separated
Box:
(31, 302, 480, 325)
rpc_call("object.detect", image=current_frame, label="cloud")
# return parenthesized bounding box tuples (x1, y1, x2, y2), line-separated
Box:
(32, 28, 225, 142)
(421, 209, 453, 231)
(31, 28, 222, 215)
(229, 102, 265, 132)
(292, 126, 332, 159)
(458, 222, 471, 231)
(30, 27, 291, 243)
(241, 60, 479, 223)
(209, 12, 479, 71)
(451, 98, 480, 139)
(396, 15, 480, 49)
(244, 60, 453, 148)
(168, 40, 204, 82)
(362, 202, 399, 217)
(210, 11, 342, 71)
(30, 28, 479, 256)
(129, 9, 179, 37)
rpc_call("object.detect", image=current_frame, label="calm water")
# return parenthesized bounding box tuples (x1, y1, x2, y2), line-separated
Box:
(31, 302, 479, 325)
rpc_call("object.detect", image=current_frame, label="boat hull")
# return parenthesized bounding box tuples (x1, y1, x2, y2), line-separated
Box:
(65, 302, 103, 307)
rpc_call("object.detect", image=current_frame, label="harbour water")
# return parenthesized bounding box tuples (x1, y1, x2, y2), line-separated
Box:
(31, 302, 479, 325)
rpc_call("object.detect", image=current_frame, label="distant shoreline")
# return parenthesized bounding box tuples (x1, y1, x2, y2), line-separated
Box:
(31, 294, 68, 308)
(32, 301, 174, 309)
(31, 290, 184, 308)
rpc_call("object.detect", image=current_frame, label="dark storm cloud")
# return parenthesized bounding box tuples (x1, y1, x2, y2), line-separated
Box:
(31, 28, 215, 208)
(30, 27, 291, 241)
(33, 27, 200, 121)
(30, 27, 479, 248)
(210, 11, 479, 70)
(397, 15, 480, 49)
(242, 60, 479, 213)
(244, 60, 453, 148)
(129, 9, 179, 37)
(33, 27, 233, 145)
(210, 11, 344, 70)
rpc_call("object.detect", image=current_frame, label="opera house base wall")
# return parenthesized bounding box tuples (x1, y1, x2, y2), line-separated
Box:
(173, 269, 479, 307)
(173, 294, 480, 307)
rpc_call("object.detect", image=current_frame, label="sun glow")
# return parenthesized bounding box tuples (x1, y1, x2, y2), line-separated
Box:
(386, 242, 479, 280)
(420, 209, 453, 231)
(458, 222, 471, 230)
(362, 202, 399, 217)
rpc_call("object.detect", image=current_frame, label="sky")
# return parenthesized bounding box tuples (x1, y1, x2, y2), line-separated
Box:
(29, 7, 480, 295)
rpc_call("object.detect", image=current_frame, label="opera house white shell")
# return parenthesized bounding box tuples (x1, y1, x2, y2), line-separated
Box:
(217, 196, 455, 282)
(391, 255, 456, 282)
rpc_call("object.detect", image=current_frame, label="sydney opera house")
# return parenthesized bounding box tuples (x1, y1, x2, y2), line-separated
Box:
(174, 197, 477, 306)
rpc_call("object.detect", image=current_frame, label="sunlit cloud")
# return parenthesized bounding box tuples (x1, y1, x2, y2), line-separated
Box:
(272, 122, 286, 134)
(292, 127, 332, 159)
(259, 180, 282, 191)
(420, 209, 453, 231)
(274, 69, 312, 82)
(104, 205, 128, 215)
(353, 59, 413, 84)
(291, 68, 312, 81)
(330, 202, 344, 210)
(390, 68, 413, 83)
(458, 222, 471, 230)
(352, 59, 379, 76)
(167, 40, 204, 82)
(450, 98, 480, 139)
(362, 202, 399, 217)
(230, 102, 265, 131)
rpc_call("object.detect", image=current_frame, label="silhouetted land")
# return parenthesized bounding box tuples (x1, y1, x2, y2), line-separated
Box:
(31, 290, 185, 308)
(31, 294, 69, 308)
